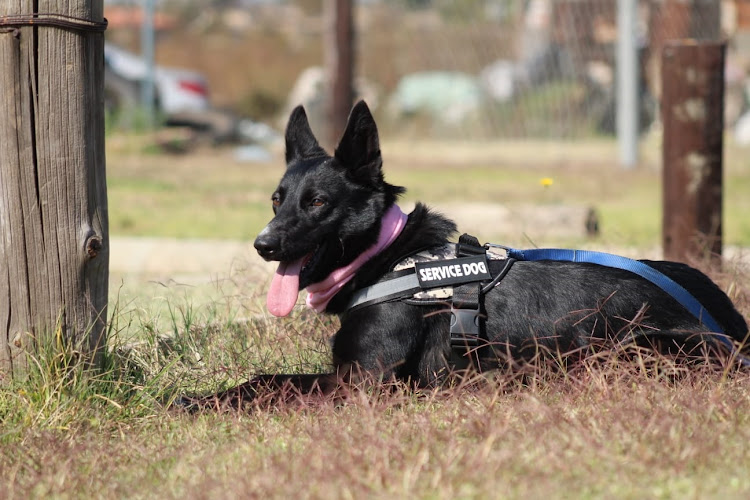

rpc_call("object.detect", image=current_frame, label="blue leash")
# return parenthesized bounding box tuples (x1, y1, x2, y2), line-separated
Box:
(504, 247, 749, 366)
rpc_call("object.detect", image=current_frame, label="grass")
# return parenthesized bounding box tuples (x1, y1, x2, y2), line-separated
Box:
(2, 136, 750, 498)
(105, 134, 750, 249)
(4, 314, 750, 498)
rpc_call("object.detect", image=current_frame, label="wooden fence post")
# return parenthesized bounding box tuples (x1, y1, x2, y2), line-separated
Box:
(661, 40, 725, 264)
(0, 1, 108, 379)
(325, 0, 354, 148)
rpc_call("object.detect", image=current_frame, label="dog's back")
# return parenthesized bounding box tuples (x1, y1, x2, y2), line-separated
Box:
(646, 260, 748, 338)
(477, 258, 747, 360)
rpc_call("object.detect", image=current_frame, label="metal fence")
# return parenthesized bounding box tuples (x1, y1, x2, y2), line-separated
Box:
(351, 0, 748, 142)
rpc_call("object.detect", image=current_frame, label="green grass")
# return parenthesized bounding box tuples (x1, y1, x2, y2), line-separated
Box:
(106, 141, 279, 240)
(105, 136, 750, 248)
(2, 136, 750, 498)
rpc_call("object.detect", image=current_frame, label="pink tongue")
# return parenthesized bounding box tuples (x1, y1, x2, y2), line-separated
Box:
(267, 256, 307, 317)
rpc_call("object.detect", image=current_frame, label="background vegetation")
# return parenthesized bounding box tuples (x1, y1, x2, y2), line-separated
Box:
(106, 134, 750, 248)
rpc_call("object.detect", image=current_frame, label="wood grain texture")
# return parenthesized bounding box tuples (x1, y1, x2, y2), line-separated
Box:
(0, 0, 108, 379)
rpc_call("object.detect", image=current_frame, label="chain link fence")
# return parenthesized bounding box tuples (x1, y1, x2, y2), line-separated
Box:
(344, 0, 749, 142)
(108, 1, 750, 146)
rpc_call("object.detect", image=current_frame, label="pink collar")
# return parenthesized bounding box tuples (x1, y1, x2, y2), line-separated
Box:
(305, 204, 408, 312)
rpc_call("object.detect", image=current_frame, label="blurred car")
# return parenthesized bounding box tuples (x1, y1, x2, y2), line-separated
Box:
(103, 42, 278, 146)
(104, 42, 210, 117)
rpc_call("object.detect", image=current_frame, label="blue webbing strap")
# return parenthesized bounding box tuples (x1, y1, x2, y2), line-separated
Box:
(506, 247, 749, 365)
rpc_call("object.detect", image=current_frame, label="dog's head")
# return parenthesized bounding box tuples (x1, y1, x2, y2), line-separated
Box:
(255, 101, 404, 315)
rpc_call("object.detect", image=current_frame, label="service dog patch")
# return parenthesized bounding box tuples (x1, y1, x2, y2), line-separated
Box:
(415, 255, 491, 289)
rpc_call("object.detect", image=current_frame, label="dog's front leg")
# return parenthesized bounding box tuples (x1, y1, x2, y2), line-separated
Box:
(333, 302, 438, 384)
(179, 373, 341, 412)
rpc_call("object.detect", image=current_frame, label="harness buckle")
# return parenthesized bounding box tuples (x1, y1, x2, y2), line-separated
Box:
(449, 304, 481, 370)
(449, 306, 481, 347)
(456, 233, 485, 258)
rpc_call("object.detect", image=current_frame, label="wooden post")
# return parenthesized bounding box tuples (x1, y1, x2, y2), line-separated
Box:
(325, 0, 354, 147)
(0, 1, 109, 379)
(661, 40, 725, 264)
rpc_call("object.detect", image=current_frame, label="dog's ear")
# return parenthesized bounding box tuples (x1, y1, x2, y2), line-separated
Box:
(334, 100, 382, 184)
(285, 105, 327, 164)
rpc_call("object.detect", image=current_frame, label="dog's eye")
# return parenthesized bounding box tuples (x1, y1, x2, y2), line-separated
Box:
(272, 195, 281, 208)
(310, 198, 325, 208)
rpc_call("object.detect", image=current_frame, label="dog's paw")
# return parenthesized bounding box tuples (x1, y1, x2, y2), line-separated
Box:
(169, 394, 212, 413)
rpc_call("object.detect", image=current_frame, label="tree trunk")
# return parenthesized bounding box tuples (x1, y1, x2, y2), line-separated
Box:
(0, 0, 108, 379)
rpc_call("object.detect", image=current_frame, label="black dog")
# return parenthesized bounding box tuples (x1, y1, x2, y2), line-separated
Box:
(195, 101, 748, 409)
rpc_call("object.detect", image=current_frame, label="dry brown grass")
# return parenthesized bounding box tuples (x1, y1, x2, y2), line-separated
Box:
(2, 263, 749, 499)
(3, 357, 750, 499)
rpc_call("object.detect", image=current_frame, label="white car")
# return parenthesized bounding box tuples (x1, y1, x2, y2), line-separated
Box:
(104, 43, 210, 116)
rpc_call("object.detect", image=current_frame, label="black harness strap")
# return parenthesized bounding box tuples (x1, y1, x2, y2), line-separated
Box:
(344, 233, 516, 369)
(346, 269, 422, 313)
(450, 282, 483, 368)
(450, 234, 487, 368)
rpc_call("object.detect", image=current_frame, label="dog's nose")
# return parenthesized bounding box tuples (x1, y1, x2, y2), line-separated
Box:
(254, 232, 280, 259)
